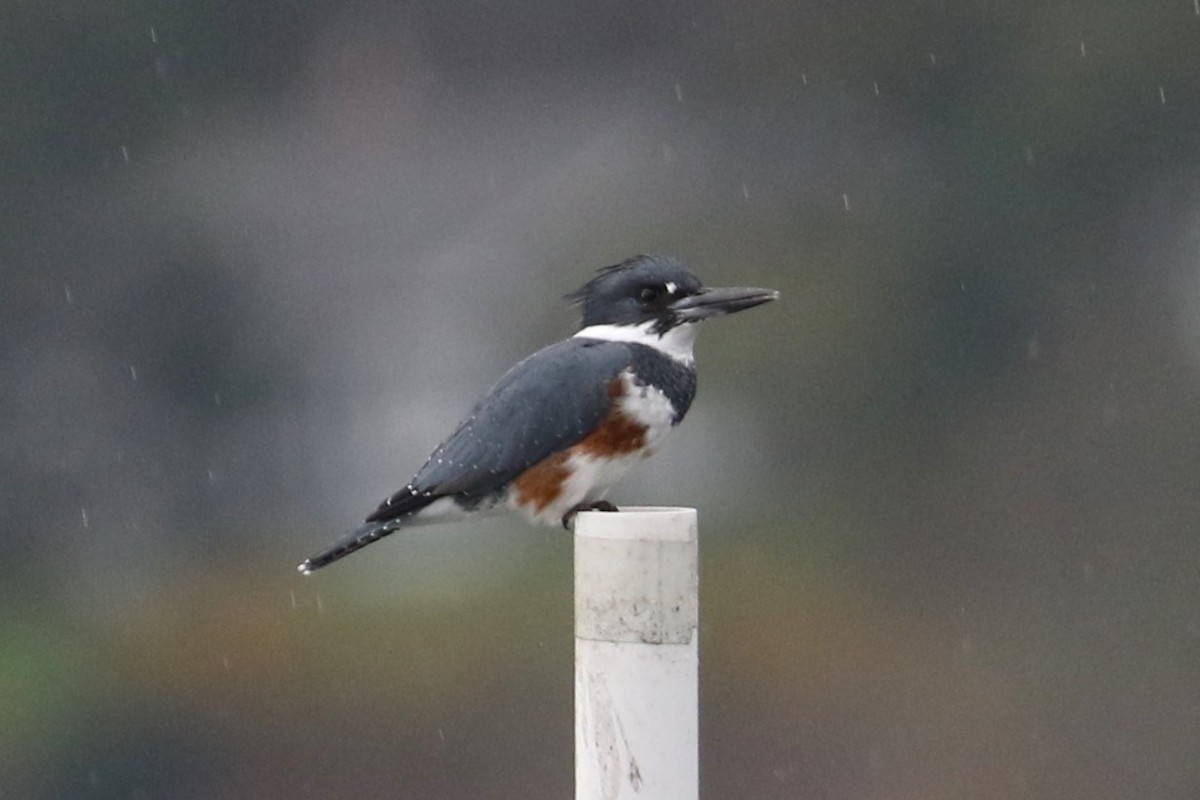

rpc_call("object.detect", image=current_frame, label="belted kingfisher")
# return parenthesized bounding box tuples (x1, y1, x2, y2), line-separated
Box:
(298, 254, 777, 573)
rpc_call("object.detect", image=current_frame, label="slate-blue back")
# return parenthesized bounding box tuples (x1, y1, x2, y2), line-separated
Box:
(365, 338, 696, 523)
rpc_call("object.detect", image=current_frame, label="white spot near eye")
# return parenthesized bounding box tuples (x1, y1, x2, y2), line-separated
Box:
(665, 281, 677, 294)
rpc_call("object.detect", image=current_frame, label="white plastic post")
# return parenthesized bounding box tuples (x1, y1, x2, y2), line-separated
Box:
(574, 507, 699, 800)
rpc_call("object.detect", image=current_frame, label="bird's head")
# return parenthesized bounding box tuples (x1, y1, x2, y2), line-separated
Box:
(566, 254, 778, 336)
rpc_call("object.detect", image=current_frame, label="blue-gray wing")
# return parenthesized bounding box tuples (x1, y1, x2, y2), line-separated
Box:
(367, 338, 634, 520)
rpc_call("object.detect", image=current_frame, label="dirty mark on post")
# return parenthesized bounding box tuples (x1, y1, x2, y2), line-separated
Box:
(628, 756, 643, 791)
(611, 686, 641, 794)
(587, 668, 621, 799)
(585, 666, 646, 799)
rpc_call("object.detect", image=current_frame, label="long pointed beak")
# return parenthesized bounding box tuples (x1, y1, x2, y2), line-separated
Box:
(669, 286, 780, 321)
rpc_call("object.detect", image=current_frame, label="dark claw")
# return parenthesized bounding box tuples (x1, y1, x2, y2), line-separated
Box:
(561, 500, 621, 529)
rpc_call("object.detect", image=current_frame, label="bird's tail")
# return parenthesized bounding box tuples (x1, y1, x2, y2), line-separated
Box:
(298, 519, 402, 574)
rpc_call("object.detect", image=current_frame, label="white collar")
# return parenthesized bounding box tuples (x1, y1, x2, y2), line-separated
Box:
(572, 320, 697, 365)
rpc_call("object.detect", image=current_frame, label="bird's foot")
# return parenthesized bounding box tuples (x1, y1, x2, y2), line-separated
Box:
(561, 500, 620, 530)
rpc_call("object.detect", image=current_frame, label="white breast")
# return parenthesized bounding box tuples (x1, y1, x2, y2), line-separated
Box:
(611, 369, 678, 452)
(508, 370, 680, 526)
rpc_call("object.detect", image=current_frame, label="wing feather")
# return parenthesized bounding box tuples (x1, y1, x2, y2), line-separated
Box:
(365, 338, 633, 523)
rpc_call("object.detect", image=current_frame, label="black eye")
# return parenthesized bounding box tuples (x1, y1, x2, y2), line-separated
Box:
(639, 286, 661, 304)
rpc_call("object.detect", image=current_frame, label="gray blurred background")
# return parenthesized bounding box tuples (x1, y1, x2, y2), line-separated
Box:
(5, 1, 1200, 798)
